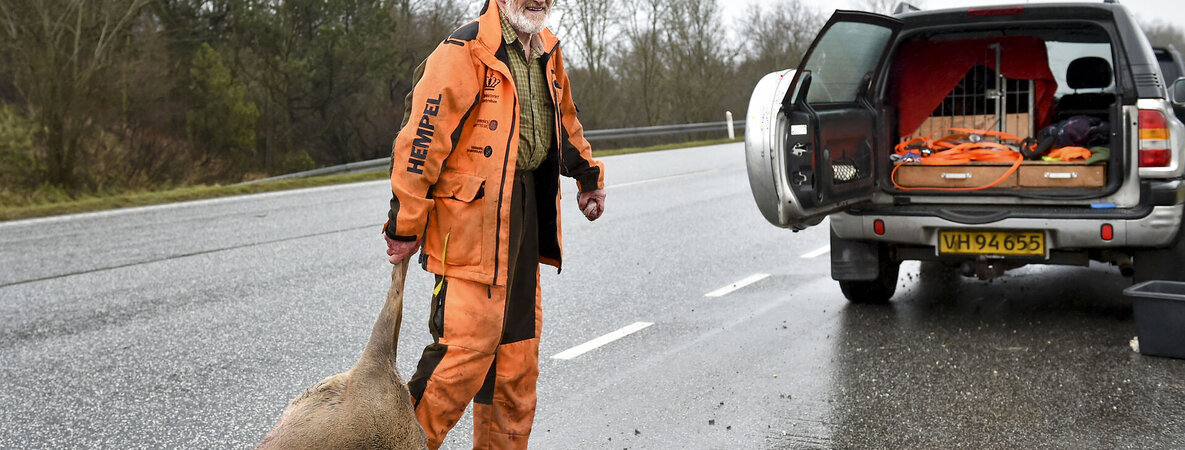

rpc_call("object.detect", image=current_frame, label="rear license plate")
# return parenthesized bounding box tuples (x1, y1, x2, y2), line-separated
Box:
(938, 230, 1045, 256)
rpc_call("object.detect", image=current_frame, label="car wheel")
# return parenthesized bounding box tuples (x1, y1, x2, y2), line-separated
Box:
(1133, 225, 1185, 283)
(839, 252, 900, 304)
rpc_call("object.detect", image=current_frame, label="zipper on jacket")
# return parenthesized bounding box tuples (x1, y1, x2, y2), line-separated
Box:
(553, 77, 563, 170)
(493, 97, 518, 286)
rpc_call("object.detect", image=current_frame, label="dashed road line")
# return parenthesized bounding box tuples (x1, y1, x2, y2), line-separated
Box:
(704, 273, 771, 297)
(800, 245, 830, 259)
(551, 322, 654, 360)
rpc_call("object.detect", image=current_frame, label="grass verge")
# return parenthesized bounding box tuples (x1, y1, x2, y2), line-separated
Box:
(0, 137, 742, 222)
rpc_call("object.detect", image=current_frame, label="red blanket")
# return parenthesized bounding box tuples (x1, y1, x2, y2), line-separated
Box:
(892, 36, 1058, 137)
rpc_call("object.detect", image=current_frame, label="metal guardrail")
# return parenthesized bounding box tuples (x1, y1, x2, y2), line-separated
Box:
(239, 157, 391, 184)
(243, 119, 744, 184)
(583, 120, 745, 141)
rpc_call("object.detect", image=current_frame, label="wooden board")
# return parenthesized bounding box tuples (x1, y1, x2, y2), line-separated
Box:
(1017, 162, 1106, 188)
(894, 161, 1106, 189)
(912, 113, 1031, 138)
(894, 162, 1018, 188)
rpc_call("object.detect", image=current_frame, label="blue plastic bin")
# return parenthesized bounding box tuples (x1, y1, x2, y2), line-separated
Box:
(1125, 280, 1185, 359)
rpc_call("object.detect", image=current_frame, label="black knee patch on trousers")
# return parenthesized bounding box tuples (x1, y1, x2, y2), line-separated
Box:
(409, 276, 451, 406)
(474, 355, 497, 405)
(408, 343, 447, 406)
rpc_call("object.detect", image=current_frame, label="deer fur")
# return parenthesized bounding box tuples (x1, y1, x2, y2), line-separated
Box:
(257, 261, 427, 449)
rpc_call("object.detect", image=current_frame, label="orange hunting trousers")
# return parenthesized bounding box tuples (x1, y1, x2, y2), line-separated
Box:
(408, 170, 542, 450)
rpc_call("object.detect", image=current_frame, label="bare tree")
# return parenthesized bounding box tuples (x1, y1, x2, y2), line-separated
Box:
(553, 0, 620, 129)
(0, 0, 151, 187)
(562, 0, 620, 77)
(662, 0, 732, 123)
(616, 0, 671, 126)
(742, 0, 824, 71)
(853, 0, 903, 15)
(729, 0, 825, 120)
(1143, 20, 1185, 54)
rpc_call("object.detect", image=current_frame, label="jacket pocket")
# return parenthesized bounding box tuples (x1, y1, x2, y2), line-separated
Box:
(427, 172, 486, 267)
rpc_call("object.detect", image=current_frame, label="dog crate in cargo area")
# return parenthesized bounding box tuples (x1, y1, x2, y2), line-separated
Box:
(911, 45, 1035, 139)
(890, 36, 1109, 191)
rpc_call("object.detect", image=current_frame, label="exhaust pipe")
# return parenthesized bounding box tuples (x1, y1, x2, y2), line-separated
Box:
(1114, 253, 1134, 277)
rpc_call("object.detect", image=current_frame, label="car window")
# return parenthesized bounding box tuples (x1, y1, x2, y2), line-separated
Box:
(801, 21, 894, 104)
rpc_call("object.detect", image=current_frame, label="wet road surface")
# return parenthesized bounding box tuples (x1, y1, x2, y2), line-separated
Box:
(1, 142, 1182, 448)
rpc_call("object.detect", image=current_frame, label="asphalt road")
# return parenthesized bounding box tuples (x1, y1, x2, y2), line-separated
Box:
(1, 142, 1182, 449)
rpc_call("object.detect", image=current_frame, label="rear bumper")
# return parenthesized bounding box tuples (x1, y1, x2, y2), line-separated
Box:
(831, 204, 1184, 249)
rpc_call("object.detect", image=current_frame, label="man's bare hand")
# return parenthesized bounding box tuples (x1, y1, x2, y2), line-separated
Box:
(577, 189, 606, 221)
(384, 234, 421, 264)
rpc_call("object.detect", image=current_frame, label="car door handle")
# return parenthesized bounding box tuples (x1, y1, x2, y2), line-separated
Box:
(790, 142, 809, 156)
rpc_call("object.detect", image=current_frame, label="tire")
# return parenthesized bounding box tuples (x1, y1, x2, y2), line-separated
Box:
(839, 251, 900, 304)
(1133, 225, 1185, 283)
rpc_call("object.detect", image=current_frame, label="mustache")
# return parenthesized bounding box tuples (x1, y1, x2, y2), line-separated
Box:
(510, 1, 549, 11)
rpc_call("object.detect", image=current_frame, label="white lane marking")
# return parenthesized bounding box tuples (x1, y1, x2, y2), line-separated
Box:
(607, 168, 722, 189)
(800, 245, 830, 259)
(551, 321, 654, 360)
(704, 273, 771, 298)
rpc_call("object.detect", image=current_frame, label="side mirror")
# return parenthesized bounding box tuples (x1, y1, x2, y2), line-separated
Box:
(1172, 77, 1185, 105)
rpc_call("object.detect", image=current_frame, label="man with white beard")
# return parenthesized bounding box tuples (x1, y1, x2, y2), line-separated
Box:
(382, 0, 606, 448)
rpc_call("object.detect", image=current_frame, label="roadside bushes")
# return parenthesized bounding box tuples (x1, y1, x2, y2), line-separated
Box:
(0, 105, 39, 205)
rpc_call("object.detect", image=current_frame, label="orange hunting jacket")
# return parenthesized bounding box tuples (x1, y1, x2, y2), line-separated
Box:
(385, 0, 604, 287)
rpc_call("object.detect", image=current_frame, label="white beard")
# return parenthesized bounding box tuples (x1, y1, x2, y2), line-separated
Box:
(502, 0, 550, 35)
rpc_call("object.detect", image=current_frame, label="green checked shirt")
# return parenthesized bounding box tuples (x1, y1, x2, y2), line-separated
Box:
(501, 13, 554, 171)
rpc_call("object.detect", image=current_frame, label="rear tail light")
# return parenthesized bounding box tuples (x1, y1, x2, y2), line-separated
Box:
(1139, 109, 1172, 167)
(873, 219, 885, 235)
(1101, 224, 1114, 241)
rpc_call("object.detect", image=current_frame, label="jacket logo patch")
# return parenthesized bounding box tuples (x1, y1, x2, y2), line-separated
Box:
(481, 74, 501, 104)
(473, 119, 499, 131)
(466, 145, 494, 158)
(407, 94, 442, 174)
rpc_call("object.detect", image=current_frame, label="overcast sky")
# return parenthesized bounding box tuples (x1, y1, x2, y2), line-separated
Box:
(722, 0, 1185, 29)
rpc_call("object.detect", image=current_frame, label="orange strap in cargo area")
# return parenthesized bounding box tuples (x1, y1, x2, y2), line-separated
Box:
(892, 127, 1025, 191)
(919, 142, 1022, 165)
(891, 150, 1022, 191)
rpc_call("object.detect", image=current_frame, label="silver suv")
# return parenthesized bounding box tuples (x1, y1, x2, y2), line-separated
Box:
(746, 3, 1185, 303)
